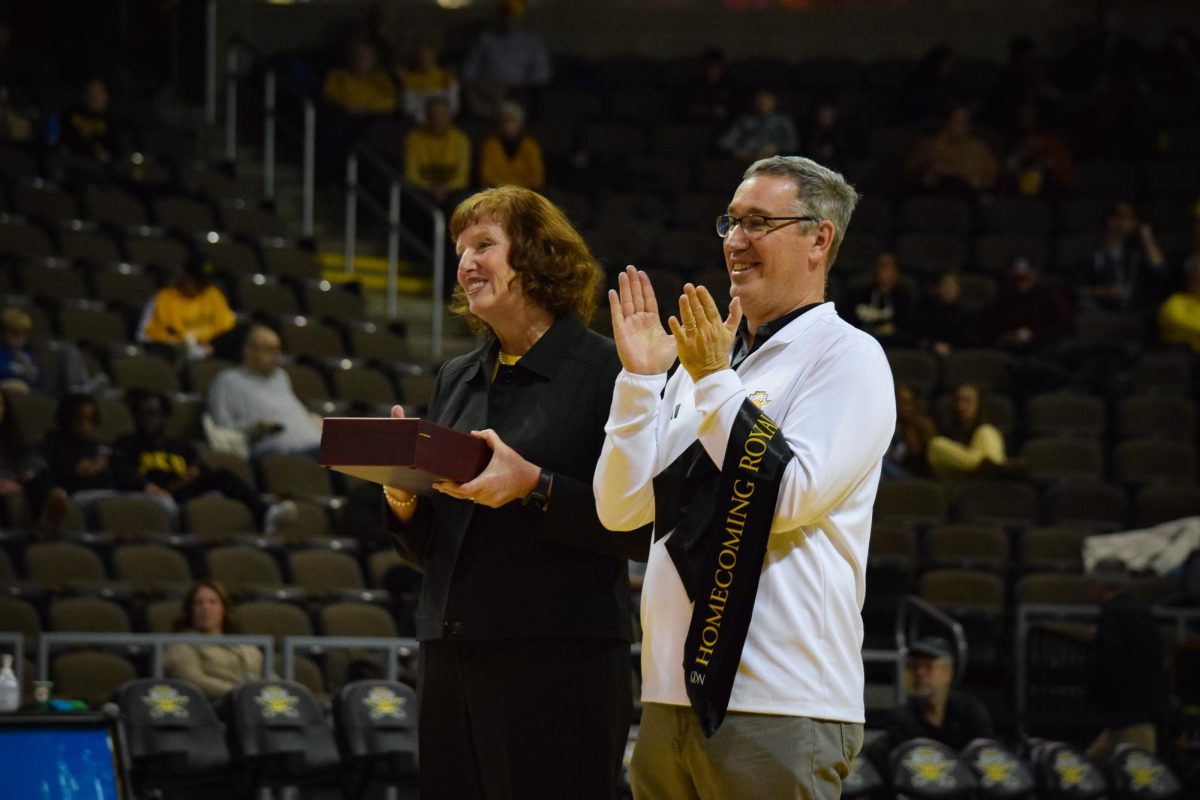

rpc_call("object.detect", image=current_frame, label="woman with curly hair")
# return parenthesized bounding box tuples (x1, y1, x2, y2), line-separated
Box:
(384, 185, 649, 798)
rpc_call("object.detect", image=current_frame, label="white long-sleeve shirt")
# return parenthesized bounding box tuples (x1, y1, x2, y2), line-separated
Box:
(594, 302, 895, 722)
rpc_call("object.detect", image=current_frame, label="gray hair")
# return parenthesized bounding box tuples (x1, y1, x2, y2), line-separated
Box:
(742, 155, 859, 270)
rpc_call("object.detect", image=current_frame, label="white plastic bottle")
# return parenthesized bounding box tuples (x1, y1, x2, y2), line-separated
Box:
(0, 653, 18, 712)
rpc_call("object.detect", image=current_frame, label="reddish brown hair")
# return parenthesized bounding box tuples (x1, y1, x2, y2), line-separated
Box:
(448, 186, 601, 332)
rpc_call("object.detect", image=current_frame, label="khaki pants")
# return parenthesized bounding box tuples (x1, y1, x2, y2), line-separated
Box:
(1085, 722, 1157, 763)
(927, 425, 1006, 478)
(630, 703, 863, 800)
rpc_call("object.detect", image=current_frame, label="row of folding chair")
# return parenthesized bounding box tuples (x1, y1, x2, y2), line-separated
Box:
(550, 184, 1200, 242)
(874, 479, 1200, 531)
(116, 677, 418, 799)
(0, 176, 287, 235)
(887, 347, 1192, 397)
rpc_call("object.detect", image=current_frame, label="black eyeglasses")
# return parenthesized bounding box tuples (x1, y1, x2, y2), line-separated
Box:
(715, 214, 821, 238)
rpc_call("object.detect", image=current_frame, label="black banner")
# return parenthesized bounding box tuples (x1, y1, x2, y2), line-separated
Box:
(665, 399, 791, 736)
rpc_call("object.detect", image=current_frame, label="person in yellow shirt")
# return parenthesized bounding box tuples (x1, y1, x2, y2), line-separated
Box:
(1158, 254, 1200, 353)
(323, 38, 398, 116)
(478, 100, 544, 190)
(404, 96, 470, 206)
(137, 257, 236, 358)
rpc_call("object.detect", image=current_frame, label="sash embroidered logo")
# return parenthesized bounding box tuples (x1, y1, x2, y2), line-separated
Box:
(903, 746, 956, 788)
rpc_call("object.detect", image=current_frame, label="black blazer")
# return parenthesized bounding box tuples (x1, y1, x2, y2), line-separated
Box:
(389, 316, 651, 642)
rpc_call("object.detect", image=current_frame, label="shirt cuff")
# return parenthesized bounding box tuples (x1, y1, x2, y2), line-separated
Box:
(693, 368, 743, 418)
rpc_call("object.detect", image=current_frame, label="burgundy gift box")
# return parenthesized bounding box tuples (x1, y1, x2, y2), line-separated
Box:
(319, 417, 491, 494)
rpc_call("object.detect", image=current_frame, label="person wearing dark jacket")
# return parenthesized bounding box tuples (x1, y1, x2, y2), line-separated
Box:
(1086, 558, 1169, 760)
(383, 186, 649, 799)
(883, 636, 994, 752)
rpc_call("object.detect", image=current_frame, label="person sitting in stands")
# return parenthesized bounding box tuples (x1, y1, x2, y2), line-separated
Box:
(460, 0, 552, 117)
(400, 41, 460, 124)
(926, 383, 1007, 480)
(844, 251, 915, 345)
(917, 272, 974, 358)
(884, 384, 938, 479)
(1074, 200, 1168, 313)
(113, 389, 294, 532)
(0, 388, 45, 526)
(323, 36, 399, 118)
(62, 77, 121, 163)
(906, 103, 1000, 194)
(1158, 254, 1200, 352)
(882, 636, 994, 751)
(0, 307, 40, 390)
(404, 95, 470, 207)
(137, 255, 236, 359)
(979, 257, 1072, 355)
(478, 100, 544, 190)
(207, 324, 322, 460)
(165, 580, 269, 702)
(717, 89, 798, 161)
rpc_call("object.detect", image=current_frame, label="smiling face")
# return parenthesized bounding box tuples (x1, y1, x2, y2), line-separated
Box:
(723, 173, 824, 329)
(190, 586, 226, 635)
(455, 214, 524, 327)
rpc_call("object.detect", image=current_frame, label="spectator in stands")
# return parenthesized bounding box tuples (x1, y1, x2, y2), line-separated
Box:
(678, 46, 733, 124)
(29, 393, 171, 529)
(717, 89, 798, 161)
(1004, 100, 1076, 196)
(906, 103, 1000, 194)
(62, 77, 121, 163)
(0, 389, 44, 525)
(399, 41, 460, 124)
(0, 306, 39, 390)
(165, 580, 268, 702)
(844, 251, 915, 345)
(884, 384, 938, 479)
(478, 100, 544, 191)
(0, 307, 95, 396)
(383, 186, 648, 798)
(318, 35, 400, 179)
(113, 388, 294, 533)
(1086, 558, 1169, 761)
(460, 0, 552, 118)
(404, 95, 470, 208)
(927, 383, 1007, 479)
(917, 272, 974, 358)
(207, 324, 322, 460)
(137, 255, 237, 360)
(980, 257, 1072, 355)
(1074, 201, 1168, 313)
(323, 35, 399, 118)
(801, 100, 848, 169)
(883, 636, 994, 751)
(1158, 254, 1200, 352)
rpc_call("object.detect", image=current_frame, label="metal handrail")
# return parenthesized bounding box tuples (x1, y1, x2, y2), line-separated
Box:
(1013, 602, 1200, 733)
(896, 594, 969, 686)
(864, 647, 908, 705)
(0, 631, 23, 691)
(345, 144, 446, 357)
(224, 35, 315, 239)
(281, 635, 418, 684)
(37, 632, 275, 682)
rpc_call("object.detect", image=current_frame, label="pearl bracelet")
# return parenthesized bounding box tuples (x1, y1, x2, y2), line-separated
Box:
(383, 486, 417, 509)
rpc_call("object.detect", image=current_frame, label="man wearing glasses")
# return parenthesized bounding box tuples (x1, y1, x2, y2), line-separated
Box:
(596, 155, 895, 798)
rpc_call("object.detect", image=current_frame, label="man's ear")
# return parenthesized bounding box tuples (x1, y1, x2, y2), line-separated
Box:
(809, 219, 836, 263)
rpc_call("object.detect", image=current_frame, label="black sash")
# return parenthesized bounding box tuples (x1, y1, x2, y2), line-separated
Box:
(664, 399, 791, 736)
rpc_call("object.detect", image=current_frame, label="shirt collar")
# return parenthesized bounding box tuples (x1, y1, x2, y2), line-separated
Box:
(732, 302, 822, 367)
(470, 315, 579, 380)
